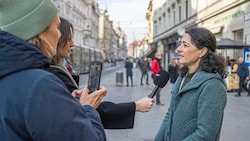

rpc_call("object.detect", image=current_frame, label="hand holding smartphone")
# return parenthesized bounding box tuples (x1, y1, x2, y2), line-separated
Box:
(87, 61, 103, 94)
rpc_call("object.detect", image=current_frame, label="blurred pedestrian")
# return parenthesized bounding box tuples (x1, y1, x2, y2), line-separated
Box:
(230, 59, 238, 73)
(226, 56, 231, 66)
(47, 17, 154, 129)
(139, 56, 150, 85)
(168, 59, 179, 92)
(151, 53, 164, 106)
(235, 57, 250, 97)
(0, 0, 107, 140)
(125, 58, 133, 87)
(154, 27, 227, 141)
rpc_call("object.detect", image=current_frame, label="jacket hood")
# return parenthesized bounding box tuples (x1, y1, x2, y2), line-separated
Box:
(0, 30, 50, 78)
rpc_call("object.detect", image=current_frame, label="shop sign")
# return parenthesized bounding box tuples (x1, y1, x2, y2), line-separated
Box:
(214, 10, 244, 24)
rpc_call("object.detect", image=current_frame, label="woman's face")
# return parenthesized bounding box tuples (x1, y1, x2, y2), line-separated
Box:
(58, 28, 74, 58)
(38, 15, 61, 56)
(176, 33, 205, 72)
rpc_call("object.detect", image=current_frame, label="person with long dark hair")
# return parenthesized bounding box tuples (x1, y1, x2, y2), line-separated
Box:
(47, 17, 154, 129)
(154, 27, 227, 141)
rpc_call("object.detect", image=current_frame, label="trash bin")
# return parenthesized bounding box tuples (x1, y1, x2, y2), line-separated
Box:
(116, 71, 123, 85)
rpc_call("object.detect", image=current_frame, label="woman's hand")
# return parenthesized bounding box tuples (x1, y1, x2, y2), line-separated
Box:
(79, 86, 107, 109)
(135, 97, 154, 112)
(71, 89, 82, 102)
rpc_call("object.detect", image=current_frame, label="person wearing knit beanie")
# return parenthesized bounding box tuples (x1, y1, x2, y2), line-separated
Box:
(0, 0, 107, 140)
(0, 0, 61, 58)
(0, 0, 57, 40)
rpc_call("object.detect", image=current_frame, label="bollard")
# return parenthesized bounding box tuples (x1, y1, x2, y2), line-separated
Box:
(116, 71, 123, 85)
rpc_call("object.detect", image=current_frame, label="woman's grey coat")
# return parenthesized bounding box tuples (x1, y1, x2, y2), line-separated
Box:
(154, 71, 227, 141)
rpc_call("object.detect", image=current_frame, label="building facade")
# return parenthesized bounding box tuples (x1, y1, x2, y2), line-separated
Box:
(115, 27, 128, 60)
(148, 0, 250, 69)
(52, 0, 126, 73)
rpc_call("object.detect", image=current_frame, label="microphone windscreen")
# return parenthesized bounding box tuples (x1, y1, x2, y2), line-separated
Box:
(154, 70, 170, 88)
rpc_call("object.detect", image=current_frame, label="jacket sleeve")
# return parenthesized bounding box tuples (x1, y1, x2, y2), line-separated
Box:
(25, 73, 106, 141)
(245, 65, 249, 77)
(97, 101, 136, 129)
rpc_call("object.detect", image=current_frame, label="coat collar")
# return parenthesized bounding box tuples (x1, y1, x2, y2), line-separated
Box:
(173, 71, 226, 96)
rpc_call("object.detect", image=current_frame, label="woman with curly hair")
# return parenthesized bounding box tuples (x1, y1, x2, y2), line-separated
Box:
(154, 27, 227, 141)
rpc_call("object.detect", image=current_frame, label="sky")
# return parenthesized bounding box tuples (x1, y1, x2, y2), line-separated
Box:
(97, 0, 149, 44)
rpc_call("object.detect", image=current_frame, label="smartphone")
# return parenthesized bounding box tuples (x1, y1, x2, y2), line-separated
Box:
(87, 61, 103, 94)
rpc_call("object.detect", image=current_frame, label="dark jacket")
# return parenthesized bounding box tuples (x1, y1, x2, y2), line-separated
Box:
(139, 60, 149, 74)
(168, 65, 179, 83)
(125, 60, 133, 76)
(237, 62, 249, 78)
(47, 66, 136, 129)
(0, 30, 106, 141)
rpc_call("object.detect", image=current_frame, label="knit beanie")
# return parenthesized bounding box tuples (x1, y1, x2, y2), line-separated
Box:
(0, 0, 57, 40)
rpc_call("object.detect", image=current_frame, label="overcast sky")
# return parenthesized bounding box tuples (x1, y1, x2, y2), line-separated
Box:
(98, 0, 149, 44)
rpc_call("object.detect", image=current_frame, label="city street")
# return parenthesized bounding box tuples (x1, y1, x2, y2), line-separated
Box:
(79, 63, 250, 141)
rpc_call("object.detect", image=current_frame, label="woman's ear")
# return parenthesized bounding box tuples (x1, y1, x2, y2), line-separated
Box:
(199, 47, 208, 58)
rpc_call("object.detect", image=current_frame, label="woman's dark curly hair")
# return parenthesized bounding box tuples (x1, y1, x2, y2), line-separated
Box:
(179, 27, 226, 78)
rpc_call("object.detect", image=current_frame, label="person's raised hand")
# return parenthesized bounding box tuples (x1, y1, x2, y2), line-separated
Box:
(71, 89, 82, 102)
(79, 86, 107, 109)
(135, 97, 155, 112)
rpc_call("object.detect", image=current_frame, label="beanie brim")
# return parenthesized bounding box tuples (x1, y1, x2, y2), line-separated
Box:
(1, 0, 57, 40)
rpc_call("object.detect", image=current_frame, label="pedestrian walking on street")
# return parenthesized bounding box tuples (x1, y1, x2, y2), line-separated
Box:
(47, 17, 154, 129)
(154, 27, 227, 141)
(151, 53, 164, 106)
(0, 0, 107, 140)
(235, 57, 250, 97)
(125, 58, 133, 87)
(168, 59, 179, 92)
(139, 56, 150, 85)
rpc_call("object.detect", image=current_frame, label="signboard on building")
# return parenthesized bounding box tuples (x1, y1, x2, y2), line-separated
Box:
(244, 48, 250, 66)
(245, 13, 250, 21)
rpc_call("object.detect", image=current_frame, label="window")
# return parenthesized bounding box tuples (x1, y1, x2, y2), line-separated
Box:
(172, 3, 176, 25)
(174, 11, 176, 25)
(185, 0, 188, 19)
(234, 29, 243, 42)
(179, 5, 181, 22)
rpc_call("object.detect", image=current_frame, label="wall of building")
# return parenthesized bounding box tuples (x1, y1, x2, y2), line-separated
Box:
(149, 0, 250, 69)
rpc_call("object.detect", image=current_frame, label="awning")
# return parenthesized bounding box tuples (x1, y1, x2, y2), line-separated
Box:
(143, 48, 156, 58)
(217, 38, 250, 49)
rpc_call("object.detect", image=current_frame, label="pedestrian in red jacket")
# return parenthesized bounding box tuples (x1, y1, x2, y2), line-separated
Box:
(151, 53, 164, 105)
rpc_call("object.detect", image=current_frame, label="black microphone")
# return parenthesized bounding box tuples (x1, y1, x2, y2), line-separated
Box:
(148, 70, 170, 98)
